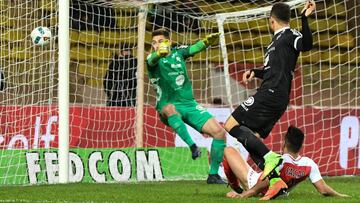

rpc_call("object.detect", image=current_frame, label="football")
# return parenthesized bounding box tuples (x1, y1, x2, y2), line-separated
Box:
(31, 26, 52, 46)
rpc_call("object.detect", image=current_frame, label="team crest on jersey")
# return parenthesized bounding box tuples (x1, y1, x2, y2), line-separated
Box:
(244, 96, 254, 106)
(175, 75, 185, 86)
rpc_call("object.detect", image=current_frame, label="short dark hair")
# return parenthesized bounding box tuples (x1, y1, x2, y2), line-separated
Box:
(152, 28, 170, 39)
(270, 2, 291, 23)
(285, 125, 304, 153)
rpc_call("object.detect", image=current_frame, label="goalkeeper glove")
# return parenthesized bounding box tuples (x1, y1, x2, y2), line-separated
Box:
(156, 39, 171, 57)
(203, 32, 221, 46)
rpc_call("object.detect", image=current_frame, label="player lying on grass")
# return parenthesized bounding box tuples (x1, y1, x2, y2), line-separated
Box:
(223, 126, 349, 200)
(146, 28, 226, 184)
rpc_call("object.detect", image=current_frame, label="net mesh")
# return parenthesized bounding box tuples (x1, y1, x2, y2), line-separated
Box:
(147, 0, 360, 176)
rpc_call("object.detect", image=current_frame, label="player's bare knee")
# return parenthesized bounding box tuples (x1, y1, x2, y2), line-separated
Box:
(161, 104, 177, 117)
(211, 126, 226, 139)
(224, 147, 239, 165)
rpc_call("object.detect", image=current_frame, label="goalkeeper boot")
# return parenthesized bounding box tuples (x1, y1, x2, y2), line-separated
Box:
(190, 144, 201, 160)
(207, 174, 226, 184)
(260, 152, 283, 180)
(260, 177, 288, 200)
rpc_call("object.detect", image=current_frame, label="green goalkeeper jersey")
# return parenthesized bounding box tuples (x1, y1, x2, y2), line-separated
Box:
(146, 41, 207, 111)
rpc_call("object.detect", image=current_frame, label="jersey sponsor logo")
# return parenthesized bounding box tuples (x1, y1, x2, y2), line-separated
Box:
(284, 167, 306, 179)
(171, 64, 182, 69)
(168, 72, 179, 76)
(168, 71, 184, 76)
(175, 75, 185, 86)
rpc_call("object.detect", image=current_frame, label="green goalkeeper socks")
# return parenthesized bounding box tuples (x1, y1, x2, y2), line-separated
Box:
(209, 139, 225, 174)
(167, 114, 195, 147)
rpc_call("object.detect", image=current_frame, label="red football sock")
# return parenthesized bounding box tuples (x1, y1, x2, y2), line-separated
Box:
(223, 157, 240, 190)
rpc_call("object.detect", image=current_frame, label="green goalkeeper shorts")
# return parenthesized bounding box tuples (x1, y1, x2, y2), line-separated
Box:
(159, 100, 213, 132)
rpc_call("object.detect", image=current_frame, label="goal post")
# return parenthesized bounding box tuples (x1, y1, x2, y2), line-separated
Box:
(135, 4, 148, 148)
(58, 0, 70, 184)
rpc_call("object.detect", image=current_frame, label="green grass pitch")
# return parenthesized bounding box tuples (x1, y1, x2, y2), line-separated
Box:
(0, 177, 359, 203)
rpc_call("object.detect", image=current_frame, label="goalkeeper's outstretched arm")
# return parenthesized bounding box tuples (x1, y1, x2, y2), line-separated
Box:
(147, 39, 207, 66)
(185, 33, 221, 57)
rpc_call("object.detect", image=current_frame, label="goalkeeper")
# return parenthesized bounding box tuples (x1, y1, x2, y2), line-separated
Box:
(147, 29, 226, 184)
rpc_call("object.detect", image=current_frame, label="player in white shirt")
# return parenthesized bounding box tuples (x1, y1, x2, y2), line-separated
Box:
(224, 126, 349, 200)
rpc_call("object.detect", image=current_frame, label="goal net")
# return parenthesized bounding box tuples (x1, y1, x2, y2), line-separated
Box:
(0, 0, 358, 185)
(145, 0, 360, 176)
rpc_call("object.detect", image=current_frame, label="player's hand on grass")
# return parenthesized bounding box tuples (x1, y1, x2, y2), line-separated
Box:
(203, 32, 221, 46)
(301, 0, 316, 17)
(226, 191, 244, 198)
(242, 70, 255, 85)
(157, 39, 171, 57)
